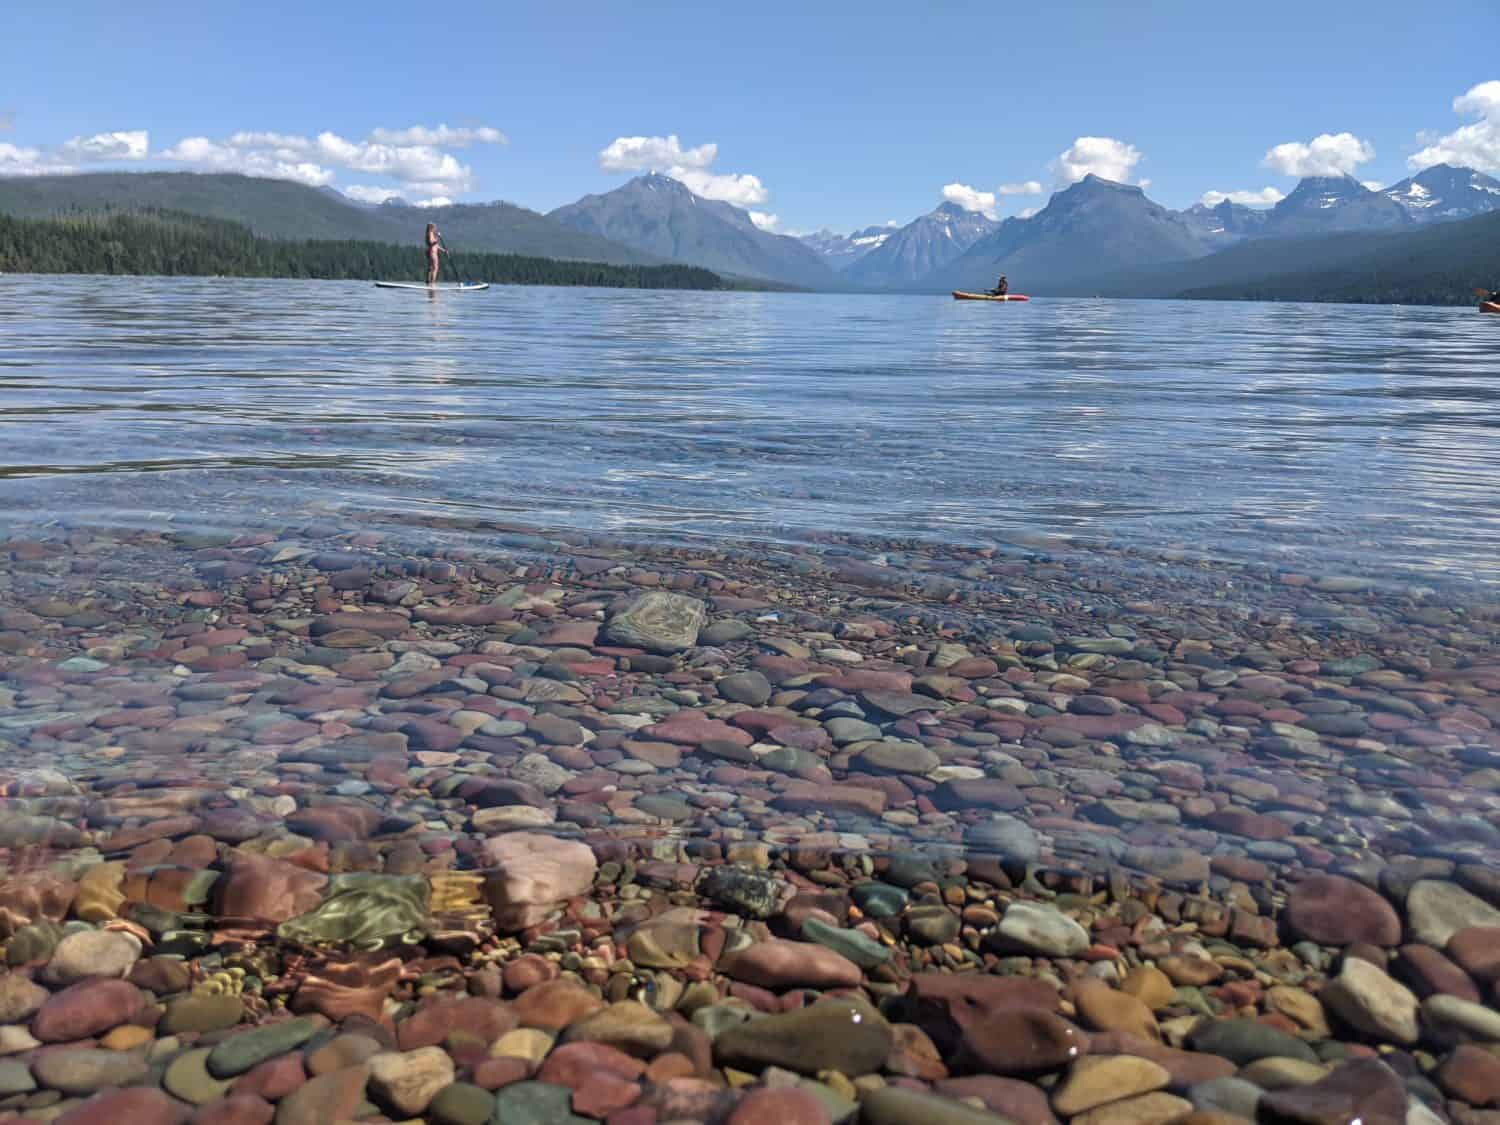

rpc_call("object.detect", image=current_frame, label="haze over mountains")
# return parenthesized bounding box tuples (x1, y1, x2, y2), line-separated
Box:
(2, 159, 1497, 300)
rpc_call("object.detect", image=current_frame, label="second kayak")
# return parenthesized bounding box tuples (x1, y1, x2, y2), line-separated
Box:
(1483, 301, 1500, 314)
(953, 291, 1030, 302)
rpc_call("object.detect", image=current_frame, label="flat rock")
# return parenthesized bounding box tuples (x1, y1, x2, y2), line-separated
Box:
(1320, 955, 1420, 1044)
(994, 901, 1090, 957)
(1407, 880, 1500, 947)
(713, 998, 892, 1077)
(1052, 1055, 1171, 1116)
(1285, 875, 1402, 947)
(604, 592, 707, 653)
(861, 1086, 1015, 1125)
(367, 1046, 455, 1116)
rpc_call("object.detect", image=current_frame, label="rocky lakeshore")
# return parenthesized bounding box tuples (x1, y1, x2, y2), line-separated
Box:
(2, 526, 1500, 1125)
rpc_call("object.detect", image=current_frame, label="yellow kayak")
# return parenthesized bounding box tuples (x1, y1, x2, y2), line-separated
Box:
(953, 291, 1030, 302)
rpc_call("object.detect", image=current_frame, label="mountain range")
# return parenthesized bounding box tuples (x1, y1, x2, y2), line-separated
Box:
(2, 160, 1498, 301)
(546, 173, 835, 288)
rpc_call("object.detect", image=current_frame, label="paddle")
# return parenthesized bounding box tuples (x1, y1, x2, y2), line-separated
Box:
(441, 241, 468, 287)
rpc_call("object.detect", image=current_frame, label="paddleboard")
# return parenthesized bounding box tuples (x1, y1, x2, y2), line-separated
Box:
(375, 281, 490, 292)
(953, 291, 1030, 302)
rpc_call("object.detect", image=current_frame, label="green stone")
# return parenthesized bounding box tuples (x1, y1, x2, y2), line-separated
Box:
(490, 1081, 591, 1125)
(164, 1046, 236, 1105)
(759, 747, 822, 774)
(634, 795, 692, 822)
(851, 882, 908, 918)
(161, 993, 244, 1035)
(429, 1081, 495, 1125)
(801, 917, 891, 969)
(861, 1086, 1014, 1124)
(714, 998, 893, 1077)
(207, 1016, 321, 1078)
(904, 903, 961, 945)
(1186, 1018, 1320, 1065)
(5, 920, 63, 966)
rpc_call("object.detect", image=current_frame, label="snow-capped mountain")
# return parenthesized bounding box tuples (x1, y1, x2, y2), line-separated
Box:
(1383, 164, 1500, 225)
(843, 201, 1000, 288)
(799, 225, 896, 271)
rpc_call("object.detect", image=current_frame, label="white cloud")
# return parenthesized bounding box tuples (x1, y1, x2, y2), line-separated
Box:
(344, 184, 405, 204)
(60, 130, 149, 161)
(1200, 186, 1286, 207)
(670, 167, 768, 206)
(1050, 137, 1144, 186)
(1361, 180, 1384, 192)
(1408, 80, 1500, 173)
(369, 124, 506, 147)
(599, 134, 717, 172)
(161, 128, 481, 195)
(1262, 132, 1374, 177)
(997, 180, 1043, 196)
(0, 140, 68, 176)
(414, 196, 453, 208)
(748, 211, 781, 231)
(942, 182, 998, 220)
(597, 133, 770, 206)
(161, 136, 336, 186)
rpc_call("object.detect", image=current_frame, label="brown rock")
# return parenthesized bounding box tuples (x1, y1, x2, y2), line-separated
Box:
(1257, 1057, 1407, 1124)
(54, 1087, 192, 1125)
(272, 1064, 368, 1125)
(31, 977, 148, 1042)
(189, 1095, 276, 1125)
(935, 1076, 1060, 1125)
(720, 939, 862, 991)
(962, 1007, 1087, 1075)
(512, 979, 606, 1030)
(726, 1087, 833, 1125)
(1438, 1044, 1500, 1108)
(1284, 875, 1401, 947)
(1071, 978, 1160, 1041)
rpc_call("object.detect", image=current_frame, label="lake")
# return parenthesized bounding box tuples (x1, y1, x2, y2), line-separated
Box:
(5, 276, 1499, 584)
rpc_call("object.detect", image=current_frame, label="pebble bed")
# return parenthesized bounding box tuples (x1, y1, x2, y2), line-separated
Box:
(2, 524, 1500, 1125)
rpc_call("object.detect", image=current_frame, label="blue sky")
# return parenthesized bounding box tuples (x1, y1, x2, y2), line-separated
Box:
(2, 0, 1489, 233)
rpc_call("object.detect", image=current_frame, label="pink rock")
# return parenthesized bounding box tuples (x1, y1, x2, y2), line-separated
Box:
(726, 1087, 832, 1125)
(214, 854, 327, 924)
(232, 1053, 306, 1101)
(934, 1076, 1059, 1125)
(482, 833, 598, 931)
(772, 783, 886, 818)
(32, 978, 149, 1042)
(397, 995, 517, 1050)
(539, 1041, 647, 1088)
(1285, 875, 1401, 947)
(188, 1094, 275, 1125)
(644, 715, 752, 747)
(720, 939, 862, 991)
(54, 1087, 191, 1125)
(573, 1073, 642, 1118)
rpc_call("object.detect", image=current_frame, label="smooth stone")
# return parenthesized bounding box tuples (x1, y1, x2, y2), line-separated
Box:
(1052, 1055, 1172, 1116)
(367, 1046, 455, 1116)
(1186, 1020, 1319, 1065)
(562, 1001, 674, 1057)
(489, 1080, 591, 1124)
(801, 918, 892, 969)
(0, 974, 49, 1022)
(32, 1047, 150, 1095)
(860, 1085, 1015, 1124)
(966, 815, 1041, 863)
(995, 901, 1090, 957)
(43, 929, 141, 985)
(53, 1087, 193, 1125)
(726, 1086, 833, 1125)
(718, 672, 773, 706)
(1070, 1091, 1194, 1124)
(1319, 956, 1420, 1044)
(1188, 1076, 1264, 1118)
(1285, 875, 1402, 947)
(721, 938, 863, 990)
(714, 998, 893, 1077)
(207, 1017, 321, 1078)
(32, 978, 148, 1042)
(0, 1057, 36, 1095)
(1071, 978, 1159, 1041)
(273, 1063, 369, 1125)
(165, 1046, 237, 1105)
(1422, 993, 1500, 1043)
(429, 1081, 497, 1125)
(162, 993, 245, 1035)
(483, 834, 598, 932)
(1406, 880, 1500, 948)
(1256, 1057, 1407, 1125)
(851, 883, 908, 919)
(962, 1008, 1088, 1075)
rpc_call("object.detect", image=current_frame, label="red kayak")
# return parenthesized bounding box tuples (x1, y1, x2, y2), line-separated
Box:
(1483, 301, 1500, 314)
(953, 291, 1030, 302)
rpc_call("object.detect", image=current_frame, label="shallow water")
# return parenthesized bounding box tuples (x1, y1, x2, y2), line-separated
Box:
(4, 275, 1500, 585)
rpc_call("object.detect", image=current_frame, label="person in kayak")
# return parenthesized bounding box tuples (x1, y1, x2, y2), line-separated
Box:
(990, 275, 1009, 297)
(424, 223, 447, 285)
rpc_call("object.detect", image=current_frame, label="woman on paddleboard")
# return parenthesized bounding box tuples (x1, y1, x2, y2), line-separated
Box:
(425, 223, 447, 285)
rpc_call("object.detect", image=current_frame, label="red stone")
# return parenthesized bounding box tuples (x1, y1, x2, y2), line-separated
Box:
(725, 1087, 832, 1125)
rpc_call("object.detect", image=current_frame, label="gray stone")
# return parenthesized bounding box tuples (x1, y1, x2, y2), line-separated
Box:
(42, 928, 140, 985)
(714, 998, 892, 1077)
(0, 1058, 36, 1096)
(490, 1080, 591, 1124)
(994, 901, 1089, 957)
(1321, 957, 1419, 1045)
(511, 753, 573, 795)
(1406, 880, 1500, 947)
(717, 671, 772, 706)
(1187, 1019, 1320, 1065)
(31, 1047, 149, 1095)
(965, 815, 1040, 862)
(604, 592, 707, 653)
(207, 1016, 322, 1077)
(855, 741, 941, 775)
(801, 917, 892, 969)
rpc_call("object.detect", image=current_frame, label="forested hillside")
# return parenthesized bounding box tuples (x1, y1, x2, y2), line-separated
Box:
(0, 210, 730, 290)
